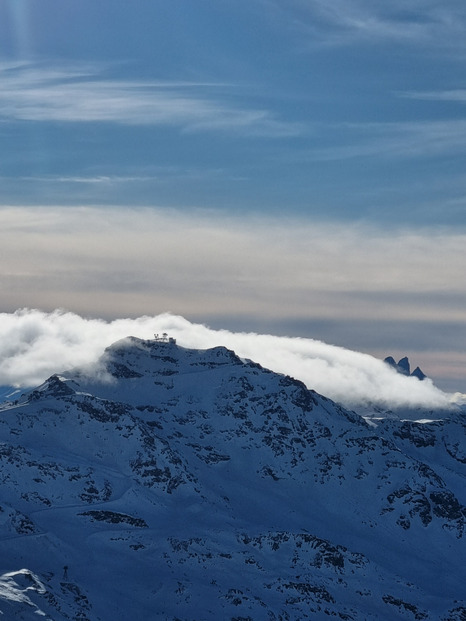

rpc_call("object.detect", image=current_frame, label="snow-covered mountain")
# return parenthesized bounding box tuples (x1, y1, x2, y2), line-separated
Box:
(0, 337, 464, 620)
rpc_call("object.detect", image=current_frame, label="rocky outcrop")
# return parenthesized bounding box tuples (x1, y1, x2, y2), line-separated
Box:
(384, 355, 427, 380)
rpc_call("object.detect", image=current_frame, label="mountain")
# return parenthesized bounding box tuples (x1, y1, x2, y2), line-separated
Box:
(384, 356, 427, 381)
(0, 337, 464, 620)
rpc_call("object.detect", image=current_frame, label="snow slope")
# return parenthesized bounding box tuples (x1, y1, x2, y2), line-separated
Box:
(0, 337, 464, 620)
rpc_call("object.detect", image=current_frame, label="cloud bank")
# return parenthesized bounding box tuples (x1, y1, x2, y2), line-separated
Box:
(1, 206, 466, 392)
(1, 206, 465, 323)
(0, 309, 452, 409)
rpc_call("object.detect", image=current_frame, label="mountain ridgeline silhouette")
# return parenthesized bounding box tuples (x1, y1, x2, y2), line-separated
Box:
(384, 355, 427, 381)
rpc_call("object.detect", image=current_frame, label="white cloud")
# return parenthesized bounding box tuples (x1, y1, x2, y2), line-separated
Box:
(1, 207, 465, 398)
(0, 309, 452, 409)
(0, 63, 299, 137)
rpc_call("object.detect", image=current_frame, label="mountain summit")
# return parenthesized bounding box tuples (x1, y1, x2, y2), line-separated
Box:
(384, 355, 427, 381)
(0, 337, 464, 620)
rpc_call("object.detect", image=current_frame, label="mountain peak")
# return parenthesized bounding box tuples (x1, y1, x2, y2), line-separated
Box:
(397, 356, 411, 375)
(411, 366, 427, 381)
(384, 355, 427, 381)
(101, 336, 245, 381)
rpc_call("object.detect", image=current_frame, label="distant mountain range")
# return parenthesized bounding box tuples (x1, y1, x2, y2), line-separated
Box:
(0, 337, 464, 620)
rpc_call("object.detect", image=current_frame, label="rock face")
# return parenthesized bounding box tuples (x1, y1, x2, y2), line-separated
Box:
(384, 355, 427, 380)
(0, 337, 464, 620)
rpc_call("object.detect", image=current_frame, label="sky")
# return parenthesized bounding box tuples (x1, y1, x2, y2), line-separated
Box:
(1, 0, 465, 393)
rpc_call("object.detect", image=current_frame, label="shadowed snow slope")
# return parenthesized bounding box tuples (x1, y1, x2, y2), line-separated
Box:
(0, 337, 464, 620)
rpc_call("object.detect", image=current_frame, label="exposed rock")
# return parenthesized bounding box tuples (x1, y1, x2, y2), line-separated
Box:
(384, 356, 427, 381)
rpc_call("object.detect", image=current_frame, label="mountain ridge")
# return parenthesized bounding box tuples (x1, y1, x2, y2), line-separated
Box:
(0, 337, 464, 620)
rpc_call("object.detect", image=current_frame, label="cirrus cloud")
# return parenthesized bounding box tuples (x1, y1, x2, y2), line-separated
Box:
(0, 62, 299, 137)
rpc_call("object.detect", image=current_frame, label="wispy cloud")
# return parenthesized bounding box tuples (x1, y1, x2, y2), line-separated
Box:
(0, 63, 299, 136)
(0, 309, 453, 409)
(4, 175, 157, 185)
(271, 0, 466, 49)
(307, 119, 466, 161)
(0, 166, 237, 187)
(399, 89, 466, 103)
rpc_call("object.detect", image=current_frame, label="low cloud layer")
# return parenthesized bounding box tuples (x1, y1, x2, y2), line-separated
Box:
(0, 309, 453, 409)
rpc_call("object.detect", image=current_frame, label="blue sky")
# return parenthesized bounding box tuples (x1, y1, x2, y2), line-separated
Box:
(1, 0, 466, 390)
